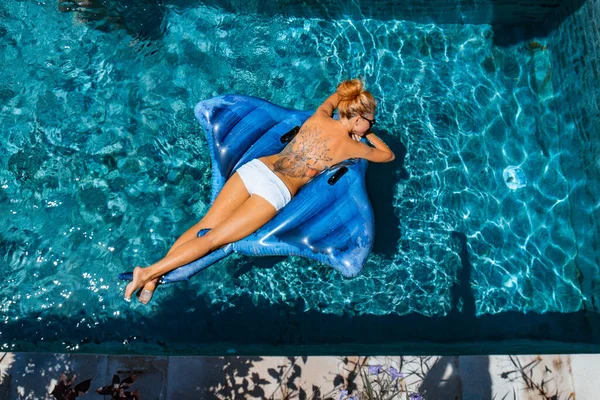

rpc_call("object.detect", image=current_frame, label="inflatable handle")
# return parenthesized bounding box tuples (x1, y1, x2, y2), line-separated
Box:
(280, 126, 300, 143)
(328, 166, 348, 185)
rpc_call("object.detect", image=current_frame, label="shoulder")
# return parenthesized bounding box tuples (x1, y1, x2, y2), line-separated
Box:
(308, 112, 333, 124)
(298, 115, 335, 135)
(305, 113, 345, 132)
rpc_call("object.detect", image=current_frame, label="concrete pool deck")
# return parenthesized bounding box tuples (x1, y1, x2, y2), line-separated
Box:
(1, 352, 598, 399)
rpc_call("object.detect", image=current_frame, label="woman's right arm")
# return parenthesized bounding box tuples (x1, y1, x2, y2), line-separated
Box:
(315, 92, 341, 117)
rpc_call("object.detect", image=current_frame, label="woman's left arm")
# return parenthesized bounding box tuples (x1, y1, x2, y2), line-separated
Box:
(364, 132, 394, 160)
(348, 133, 395, 163)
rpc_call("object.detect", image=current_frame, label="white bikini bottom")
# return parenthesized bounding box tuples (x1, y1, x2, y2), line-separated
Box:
(236, 159, 292, 211)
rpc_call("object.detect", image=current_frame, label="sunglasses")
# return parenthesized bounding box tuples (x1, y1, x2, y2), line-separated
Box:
(362, 115, 376, 128)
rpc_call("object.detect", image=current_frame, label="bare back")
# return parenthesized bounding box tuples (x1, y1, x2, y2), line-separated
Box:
(258, 114, 353, 197)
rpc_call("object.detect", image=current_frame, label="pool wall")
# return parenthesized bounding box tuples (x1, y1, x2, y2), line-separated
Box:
(547, 0, 600, 311)
(201, 0, 582, 25)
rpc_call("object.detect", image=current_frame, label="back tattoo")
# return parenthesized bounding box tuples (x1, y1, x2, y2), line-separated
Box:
(273, 126, 333, 178)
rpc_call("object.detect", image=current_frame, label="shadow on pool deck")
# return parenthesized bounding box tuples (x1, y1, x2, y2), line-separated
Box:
(1, 351, 586, 399)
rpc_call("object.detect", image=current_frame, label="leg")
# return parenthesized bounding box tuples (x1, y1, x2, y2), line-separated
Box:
(168, 172, 251, 253)
(138, 173, 250, 303)
(126, 194, 277, 301)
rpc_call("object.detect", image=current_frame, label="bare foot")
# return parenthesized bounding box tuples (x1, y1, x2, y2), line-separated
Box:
(124, 267, 148, 302)
(137, 278, 159, 305)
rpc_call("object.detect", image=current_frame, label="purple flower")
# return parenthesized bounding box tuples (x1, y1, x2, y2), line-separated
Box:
(388, 367, 404, 379)
(339, 389, 348, 400)
(409, 393, 423, 400)
(368, 365, 383, 375)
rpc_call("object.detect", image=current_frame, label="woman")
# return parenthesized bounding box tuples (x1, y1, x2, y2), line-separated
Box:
(125, 79, 395, 304)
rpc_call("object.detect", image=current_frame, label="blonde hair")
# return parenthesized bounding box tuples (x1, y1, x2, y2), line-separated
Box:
(336, 79, 376, 119)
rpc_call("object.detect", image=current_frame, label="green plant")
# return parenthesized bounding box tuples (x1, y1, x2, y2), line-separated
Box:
(356, 364, 407, 400)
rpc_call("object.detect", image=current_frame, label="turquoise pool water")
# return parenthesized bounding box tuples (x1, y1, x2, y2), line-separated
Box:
(0, 0, 597, 353)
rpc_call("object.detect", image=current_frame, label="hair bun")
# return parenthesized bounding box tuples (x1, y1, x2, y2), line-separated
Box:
(337, 79, 364, 101)
(335, 78, 376, 119)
